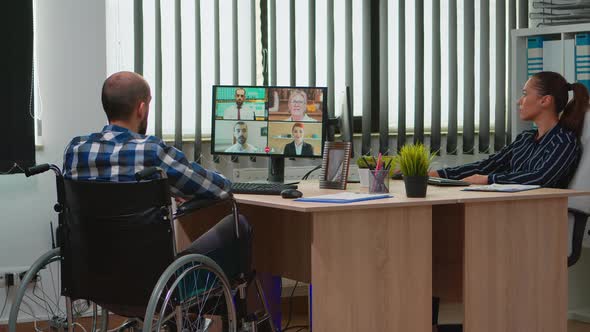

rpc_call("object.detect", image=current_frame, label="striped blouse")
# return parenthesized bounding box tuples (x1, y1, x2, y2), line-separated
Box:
(436, 124, 581, 188)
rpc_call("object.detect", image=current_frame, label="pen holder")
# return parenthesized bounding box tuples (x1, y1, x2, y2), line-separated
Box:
(359, 168, 370, 187)
(368, 169, 390, 194)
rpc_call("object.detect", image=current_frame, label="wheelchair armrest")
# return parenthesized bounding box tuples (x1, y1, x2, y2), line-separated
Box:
(568, 208, 590, 267)
(176, 195, 242, 239)
(176, 196, 233, 217)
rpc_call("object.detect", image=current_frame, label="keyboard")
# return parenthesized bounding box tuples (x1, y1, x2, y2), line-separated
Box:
(427, 177, 470, 187)
(231, 182, 299, 195)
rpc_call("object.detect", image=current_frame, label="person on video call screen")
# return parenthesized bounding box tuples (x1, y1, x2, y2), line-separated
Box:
(225, 121, 258, 153)
(223, 87, 256, 120)
(283, 122, 314, 156)
(269, 89, 318, 122)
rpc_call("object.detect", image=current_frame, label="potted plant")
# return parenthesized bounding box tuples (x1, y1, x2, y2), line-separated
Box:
(396, 143, 433, 197)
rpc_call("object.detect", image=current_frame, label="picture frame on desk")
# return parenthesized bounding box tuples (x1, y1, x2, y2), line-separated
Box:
(319, 141, 352, 190)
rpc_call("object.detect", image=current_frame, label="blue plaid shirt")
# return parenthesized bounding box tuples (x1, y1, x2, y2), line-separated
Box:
(63, 125, 232, 199)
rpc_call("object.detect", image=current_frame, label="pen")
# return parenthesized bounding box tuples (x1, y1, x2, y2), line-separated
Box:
(361, 156, 372, 170)
(384, 158, 392, 170)
(376, 153, 383, 171)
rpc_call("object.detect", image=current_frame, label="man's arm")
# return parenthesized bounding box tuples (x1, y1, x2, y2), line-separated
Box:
(156, 144, 232, 199)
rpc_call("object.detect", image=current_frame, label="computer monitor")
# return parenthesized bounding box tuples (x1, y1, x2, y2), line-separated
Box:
(211, 85, 328, 182)
(326, 86, 354, 157)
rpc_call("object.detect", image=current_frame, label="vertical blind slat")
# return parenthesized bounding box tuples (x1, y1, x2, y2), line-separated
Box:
(213, 0, 221, 163)
(327, 0, 335, 118)
(194, 0, 202, 162)
(379, 0, 388, 154)
(261, 0, 269, 85)
(361, 0, 372, 155)
(214, 1, 220, 84)
(231, 0, 239, 163)
(463, 0, 475, 153)
(134, 0, 143, 75)
(414, 0, 424, 144)
(232, 0, 238, 83)
(309, 0, 316, 86)
(289, 0, 296, 85)
(479, 0, 490, 153)
(345, 0, 353, 100)
(431, 0, 441, 154)
(251, 0, 257, 85)
(270, 0, 277, 86)
(397, 0, 406, 150)
(174, 0, 182, 150)
(447, 0, 458, 154)
(495, 0, 506, 151)
(518, 0, 528, 28)
(155, 0, 162, 138)
(508, 0, 517, 144)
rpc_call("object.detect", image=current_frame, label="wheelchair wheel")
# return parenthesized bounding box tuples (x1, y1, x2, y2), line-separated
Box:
(8, 248, 107, 332)
(143, 254, 237, 332)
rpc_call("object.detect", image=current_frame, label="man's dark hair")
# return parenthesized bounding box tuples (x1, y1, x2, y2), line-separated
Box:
(234, 121, 247, 130)
(101, 72, 150, 121)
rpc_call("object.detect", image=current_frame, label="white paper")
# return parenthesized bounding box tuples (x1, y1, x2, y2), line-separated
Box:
(463, 184, 541, 192)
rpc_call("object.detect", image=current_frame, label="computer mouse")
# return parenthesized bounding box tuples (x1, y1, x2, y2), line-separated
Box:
(281, 189, 303, 199)
(392, 172, 403, 180)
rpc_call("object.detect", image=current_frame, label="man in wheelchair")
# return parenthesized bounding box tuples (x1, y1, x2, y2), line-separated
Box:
(57, 71, 266, 331)
(63, 71, 252, 279)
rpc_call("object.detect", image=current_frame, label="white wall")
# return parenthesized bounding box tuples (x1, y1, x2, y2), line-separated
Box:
(0, 0, 106, 321)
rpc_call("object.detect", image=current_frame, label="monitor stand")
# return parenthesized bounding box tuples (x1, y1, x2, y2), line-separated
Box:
(268, 156, 285, 183)
(242, 157, 298, 185)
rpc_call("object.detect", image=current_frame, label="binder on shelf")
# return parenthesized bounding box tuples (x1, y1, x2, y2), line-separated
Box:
(527, 36, 544, 77)
(575, 33, 590, 91)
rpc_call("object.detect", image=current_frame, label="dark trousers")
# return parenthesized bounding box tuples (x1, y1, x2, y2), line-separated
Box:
(182, 214, 252, 279)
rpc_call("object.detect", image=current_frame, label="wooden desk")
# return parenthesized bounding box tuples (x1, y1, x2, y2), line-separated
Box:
(177, 181, 589, 332)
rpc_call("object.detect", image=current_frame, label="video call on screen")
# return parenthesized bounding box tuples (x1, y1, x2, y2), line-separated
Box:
(212, 86, 325, 157)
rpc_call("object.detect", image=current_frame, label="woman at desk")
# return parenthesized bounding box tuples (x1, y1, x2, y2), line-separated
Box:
(283, 122, 314, 156)
(429, 71, 588, 188)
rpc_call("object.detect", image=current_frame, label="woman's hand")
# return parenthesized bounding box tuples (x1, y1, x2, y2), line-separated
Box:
(428, 170, 440, 177)
(461, 174, 489, 185)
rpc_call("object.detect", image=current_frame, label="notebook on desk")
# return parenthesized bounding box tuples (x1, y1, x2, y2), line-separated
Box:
(295, 192, 392, 203)
(462, 184, 541, 192)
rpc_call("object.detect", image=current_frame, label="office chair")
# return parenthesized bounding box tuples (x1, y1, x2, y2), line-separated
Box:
(8, 164, 276, 332)
(568, 112, 590, 267)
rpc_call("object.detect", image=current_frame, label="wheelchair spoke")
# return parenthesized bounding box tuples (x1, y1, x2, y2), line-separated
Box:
(47, 258, 60, 307)
(34, 280, 63, 315)
(32, 281, 66, 318)
(32, 286, 57, 320)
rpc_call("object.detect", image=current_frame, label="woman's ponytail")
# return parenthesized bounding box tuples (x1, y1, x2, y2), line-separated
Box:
(560, 82, 589, 137)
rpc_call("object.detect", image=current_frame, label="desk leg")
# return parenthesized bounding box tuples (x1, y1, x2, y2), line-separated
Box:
(311, 206, 432, 332)
(463, 198, 568, 332)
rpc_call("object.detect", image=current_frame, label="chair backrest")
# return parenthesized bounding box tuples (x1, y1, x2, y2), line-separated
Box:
(60, 178, 175, 315)
(568, 112, 590, 213)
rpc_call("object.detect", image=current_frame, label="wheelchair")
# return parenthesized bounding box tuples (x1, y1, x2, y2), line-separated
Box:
(8, 164, 277, 332)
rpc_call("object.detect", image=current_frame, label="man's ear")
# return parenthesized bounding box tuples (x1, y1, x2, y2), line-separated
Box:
(137, 101, 147, 119)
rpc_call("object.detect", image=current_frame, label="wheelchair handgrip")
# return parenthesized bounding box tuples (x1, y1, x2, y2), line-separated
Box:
(25, 164, 51, 177)
(135, 167, 161, 181)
